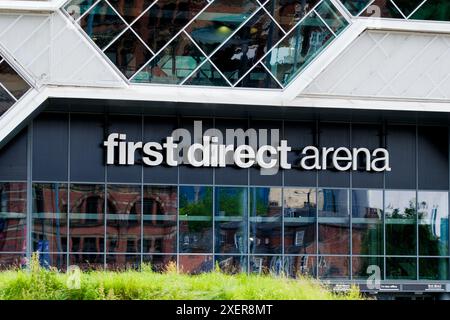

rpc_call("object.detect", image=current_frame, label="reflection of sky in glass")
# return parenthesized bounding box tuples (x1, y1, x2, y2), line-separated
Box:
(385, 190, 416, 216)
(418, 191, 448, 238)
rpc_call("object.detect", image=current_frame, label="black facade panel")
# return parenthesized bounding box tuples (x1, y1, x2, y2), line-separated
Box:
(32, 113, 68, 181)
(318, 122, 351, 188)
(283, 120, 316, 187)
(70, 114, 106, 182)
(0, 128, 27, 181)
(385, 125, 416, 189)
(106, 115, 142, 183)
(143, 116, 178, 184)
(351, 124, 384, 189)
(418, 126, 449, 190)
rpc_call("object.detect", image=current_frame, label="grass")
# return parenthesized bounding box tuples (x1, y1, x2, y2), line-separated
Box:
(0, 254, 363, 300)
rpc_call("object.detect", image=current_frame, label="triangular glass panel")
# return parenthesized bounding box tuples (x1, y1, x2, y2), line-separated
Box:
(391, 0, 426, 18)
(359, 0, 404, 18)
(131, 33, 206, 84)
(0, 85, 15, 117)
(210, 10, 284, 85)
(235, 63, 281, 88)
(410, 0, 450, 22)
(315, 0, 350, 35)
(185, 0, 260, 55)
(340, 0, 373, 16)
(108, 0, 155, 23)
(184, 61, 230, 86)
(79, 0, 128, 49)
(0, 61, 30, 99)
(264, 0, 320, 33)
(64, 0, 98, 20)
(104, 29, 153, 79)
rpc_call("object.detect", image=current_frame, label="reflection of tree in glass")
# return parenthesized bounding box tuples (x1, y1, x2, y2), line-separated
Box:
(179, 187, 212, 232)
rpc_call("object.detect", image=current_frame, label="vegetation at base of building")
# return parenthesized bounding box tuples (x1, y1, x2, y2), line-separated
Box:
(0, 254, 362, 300)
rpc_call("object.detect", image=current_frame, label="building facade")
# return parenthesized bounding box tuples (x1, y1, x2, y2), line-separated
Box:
(0, 0, 449, 298)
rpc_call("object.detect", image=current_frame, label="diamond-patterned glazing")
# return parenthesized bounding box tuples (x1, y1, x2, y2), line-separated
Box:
(0, 56, 30, 117)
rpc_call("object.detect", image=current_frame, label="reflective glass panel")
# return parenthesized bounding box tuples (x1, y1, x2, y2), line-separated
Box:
(318, 189, 349, 255)
(410, 0, 450, 22)
(0, 85, 15, 117)
(249, 255, 283, 275)
(359, 0, 404, 18)
(69, 253, 104, 270)
(106, 185, 141, 253)
(108, 0, 154, 23)
(132, 0, 208, 52)
(419, 258, 449, 280)
(38, 253, 67, 271)
(179, 255, 213, 274)
(265, 11, 335, 86)
(142, 186, 177, 254)
(79, 0, 127, 49)
(186, 0, 260, 55)
(418, 191, 449, 256)
(284, 188, 316, 254)
(340, 0, 372, 15)
(0, 254, 26, 270)
(285, 255, 317, 278)
(106, 254, 141, 270)
(249, 187, 282, 254)
(179, 186, 213, 253)
(385, 190, 416, 256)
(235, 63, 281, 88)
(264, 0, 320, 32)
(183, 61, 230, 86)
(215, 255, 247, 274)
(132, 33, 205, 84)
(318, 255, 350, 279)
(210, 10, 283, 84)
(69, 184, 105, 253)
(32, 183, 68, 253)
(215, 187, 248, 254)
(104, 29, 152, 78)
(315, 0, 348, 34)
(386, 257, 417, 280)
(143, 254, 177, 272)
(0, 61, 29, 99)
(65, 0, 98, 20)
(0, 183, 27, 253)
(352, 190, 383, 256)
(352, 256, 384, 280)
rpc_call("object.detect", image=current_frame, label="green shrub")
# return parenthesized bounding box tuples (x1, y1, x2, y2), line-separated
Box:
(0, 256, 363, 300)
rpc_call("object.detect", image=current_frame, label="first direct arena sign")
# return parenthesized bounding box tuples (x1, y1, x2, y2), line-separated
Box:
(103, 121, 391, 175)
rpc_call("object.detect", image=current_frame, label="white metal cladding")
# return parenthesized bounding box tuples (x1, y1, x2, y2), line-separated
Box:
(302, 30, 450, 101)
(0, 11, 125, 87)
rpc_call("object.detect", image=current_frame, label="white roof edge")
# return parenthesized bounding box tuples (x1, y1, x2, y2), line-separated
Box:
(0, 0, 65, 12)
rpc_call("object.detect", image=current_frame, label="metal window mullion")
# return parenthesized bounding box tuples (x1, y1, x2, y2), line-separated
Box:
(315, 119, 319, 279)
(416, 123, 419, 281)
(0, 82, 17, 102)
(389, 0, 408, 19)
(140, 115, 144, 267)
(383, 121, 387, 281)
(314, 9, 337, 38)
(349, 123, 352, 280)
(103, 114, 108, 270)
(26, 123, 33, 263)
(66, 113, 71, 268)
(74, 0, 102, 23)
(259, 5, 287, 35)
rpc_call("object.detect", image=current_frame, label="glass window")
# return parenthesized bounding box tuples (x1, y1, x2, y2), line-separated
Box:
(106, 185, 141, 253)
(264, 0, 320, 32)
(386, 257, 417, 280)
(215, 187, 248, 254)
(210, 10, 283, 84)
(79, 0, 127, 49)
(215, 255, 247, 274)
(0, 183, 27, 253)
(104, 29, 152, 78)
(32, 113, 69, 182)
(143, 186, 177, 254)
(179, 255, 213, 274)
(235, 63, 281, 88)
(359, 0, 404, 18)
(186, 0, 259, 55)
(249, 255, 283, 275)
(285, 255, 317, 278)
(410, 0, 450, 22)
(318, 189, 349, 255)
(107, 0, 154, 23)
(0, 254, 26, 270)
(132, 0, 208, 52)
(284, 188, 316, 254)
(0, 85, 15, 117)
(179, 186, 213, 253)
(418, 191, 449, 256)
(143, 254, 176, 272)
(64, 0, 99, 20)
(0, 61, 29, 99)
(318, 256, 349, 279)
(419, 258, 449, 280)
(352, 190, 383, 256)
(385, 190, 416, 256)
(184, 61, 230, 86)
(32, 183, 68, 253)
(0, 128, 27, 181)
(352, 256, 384, 280)
(69, 184, 105, 253)
(315, 0, 348, 34)
(264, 11, 335, 86)
(69, 253, 104, 270)
(249, 187, 282, 254)
(339, 0, 373, 15)
(106, 254, 141, 271)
